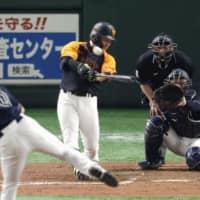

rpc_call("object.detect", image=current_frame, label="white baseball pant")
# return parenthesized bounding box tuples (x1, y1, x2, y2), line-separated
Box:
(0, 113, 103, 200)
(164, 127, 200, 156)
(57, 89, 100, 161)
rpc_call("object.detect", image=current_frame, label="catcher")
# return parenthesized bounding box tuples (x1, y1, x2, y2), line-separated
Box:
(138, 68, 200, 170)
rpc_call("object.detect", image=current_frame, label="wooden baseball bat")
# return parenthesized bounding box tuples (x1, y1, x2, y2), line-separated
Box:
(95, 73, 138, 83)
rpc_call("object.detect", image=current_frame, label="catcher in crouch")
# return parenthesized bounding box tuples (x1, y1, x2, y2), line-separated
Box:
(138, 68, 200, 170)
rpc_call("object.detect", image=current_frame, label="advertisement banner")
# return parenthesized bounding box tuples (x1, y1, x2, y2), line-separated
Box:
(0, 14, 79, 84)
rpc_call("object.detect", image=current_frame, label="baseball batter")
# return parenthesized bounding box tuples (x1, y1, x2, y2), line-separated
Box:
(0, 86, 118, 200)
(57, 22, 117, 180)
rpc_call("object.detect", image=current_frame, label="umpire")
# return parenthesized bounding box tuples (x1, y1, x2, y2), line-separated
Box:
(135, 33, 193, 116)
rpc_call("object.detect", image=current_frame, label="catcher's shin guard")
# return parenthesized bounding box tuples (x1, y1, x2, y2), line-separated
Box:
(144, 116, 168, 163)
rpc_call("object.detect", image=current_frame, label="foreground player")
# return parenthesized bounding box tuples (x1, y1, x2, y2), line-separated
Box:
(138, 69, 200, 170)
(0, 86, 118, 200)
(57, 21, 117, 180)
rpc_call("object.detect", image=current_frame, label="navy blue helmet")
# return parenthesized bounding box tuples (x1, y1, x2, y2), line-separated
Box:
(164, 68, 192, 89)
(186, 147, 200, 170)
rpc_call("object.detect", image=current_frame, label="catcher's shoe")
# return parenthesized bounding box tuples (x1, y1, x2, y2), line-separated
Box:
(73, 168, 90, 181)
(138, 160, 163, 170)
(89, 167, 118, 187)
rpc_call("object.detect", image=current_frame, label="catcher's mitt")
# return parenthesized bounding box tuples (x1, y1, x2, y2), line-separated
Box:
(153, 84, 184, 111)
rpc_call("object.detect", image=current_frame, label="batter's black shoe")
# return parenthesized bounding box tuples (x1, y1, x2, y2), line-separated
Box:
(138, 160, 163, 170)
(73, 168, 90, 181)
(89, 167, 118, 187)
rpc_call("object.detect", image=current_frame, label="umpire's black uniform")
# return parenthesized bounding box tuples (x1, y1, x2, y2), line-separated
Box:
(135, 49, 193, 93)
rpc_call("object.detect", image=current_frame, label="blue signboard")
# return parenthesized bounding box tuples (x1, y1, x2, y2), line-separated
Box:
(0, 14, 79, 84)
(0, 33, 75, 83)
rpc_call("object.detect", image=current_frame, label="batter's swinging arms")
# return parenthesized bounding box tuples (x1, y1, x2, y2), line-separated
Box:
(57, 22, 117, 180)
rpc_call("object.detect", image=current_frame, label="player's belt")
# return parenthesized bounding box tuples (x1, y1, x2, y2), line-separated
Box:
(63, 89, 95, 97)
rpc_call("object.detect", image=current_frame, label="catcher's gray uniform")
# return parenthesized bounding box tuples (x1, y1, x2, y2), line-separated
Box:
(138, 68, 200, 170)
(162, 88, 200, 156)
(0, 87, 118, 200)
(139, 83, 200, 170)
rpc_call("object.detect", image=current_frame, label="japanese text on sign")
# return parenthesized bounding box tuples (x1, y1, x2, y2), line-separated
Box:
(0, 14, 79, 84)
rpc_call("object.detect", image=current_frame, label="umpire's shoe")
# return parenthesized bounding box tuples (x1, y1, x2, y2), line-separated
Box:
(89, 167, 118, 187)
(138, 160, 163, 170)
(73, 168, 90, 181)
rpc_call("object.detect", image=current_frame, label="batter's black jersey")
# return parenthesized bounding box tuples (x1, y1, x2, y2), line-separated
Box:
(135, 50, 193, 90)
(0, 87, 21, 130)
(60, 41, 116, 96)
(164, 89, 200, 138)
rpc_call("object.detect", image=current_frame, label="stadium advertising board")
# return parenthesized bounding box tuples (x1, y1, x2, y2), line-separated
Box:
(0, 14, 79, 84)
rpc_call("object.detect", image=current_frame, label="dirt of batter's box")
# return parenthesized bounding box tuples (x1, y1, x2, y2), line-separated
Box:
(1, 162, 200, 197)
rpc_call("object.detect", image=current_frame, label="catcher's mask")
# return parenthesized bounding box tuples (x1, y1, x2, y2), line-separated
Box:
(89, 22, 116, 55)
(148, 33, 177, 64)
(164, 68, 192, 90)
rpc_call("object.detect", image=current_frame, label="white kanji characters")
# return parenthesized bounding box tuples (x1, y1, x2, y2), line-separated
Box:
(0, 37, 10, 59)
(1, 36, 55, 60)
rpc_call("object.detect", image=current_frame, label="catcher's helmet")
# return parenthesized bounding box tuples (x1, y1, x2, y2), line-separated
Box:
(164, 68, 192, 89)
(90, 22, 116, 48)
(148, 33, 177, 63)
(186, 147, 200, 170)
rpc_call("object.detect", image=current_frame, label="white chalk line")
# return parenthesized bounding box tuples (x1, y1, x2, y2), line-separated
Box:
(58, 132, 144, 142)
(0, 177, 194, 187)
(0, 178, 136, 186)
(152, 179, 192, 183)
(17, 178, 137, 186)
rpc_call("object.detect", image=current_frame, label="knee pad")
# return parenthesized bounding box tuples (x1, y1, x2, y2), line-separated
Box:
(186, 147, 200, 170)
(145, 116, 165, 138)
